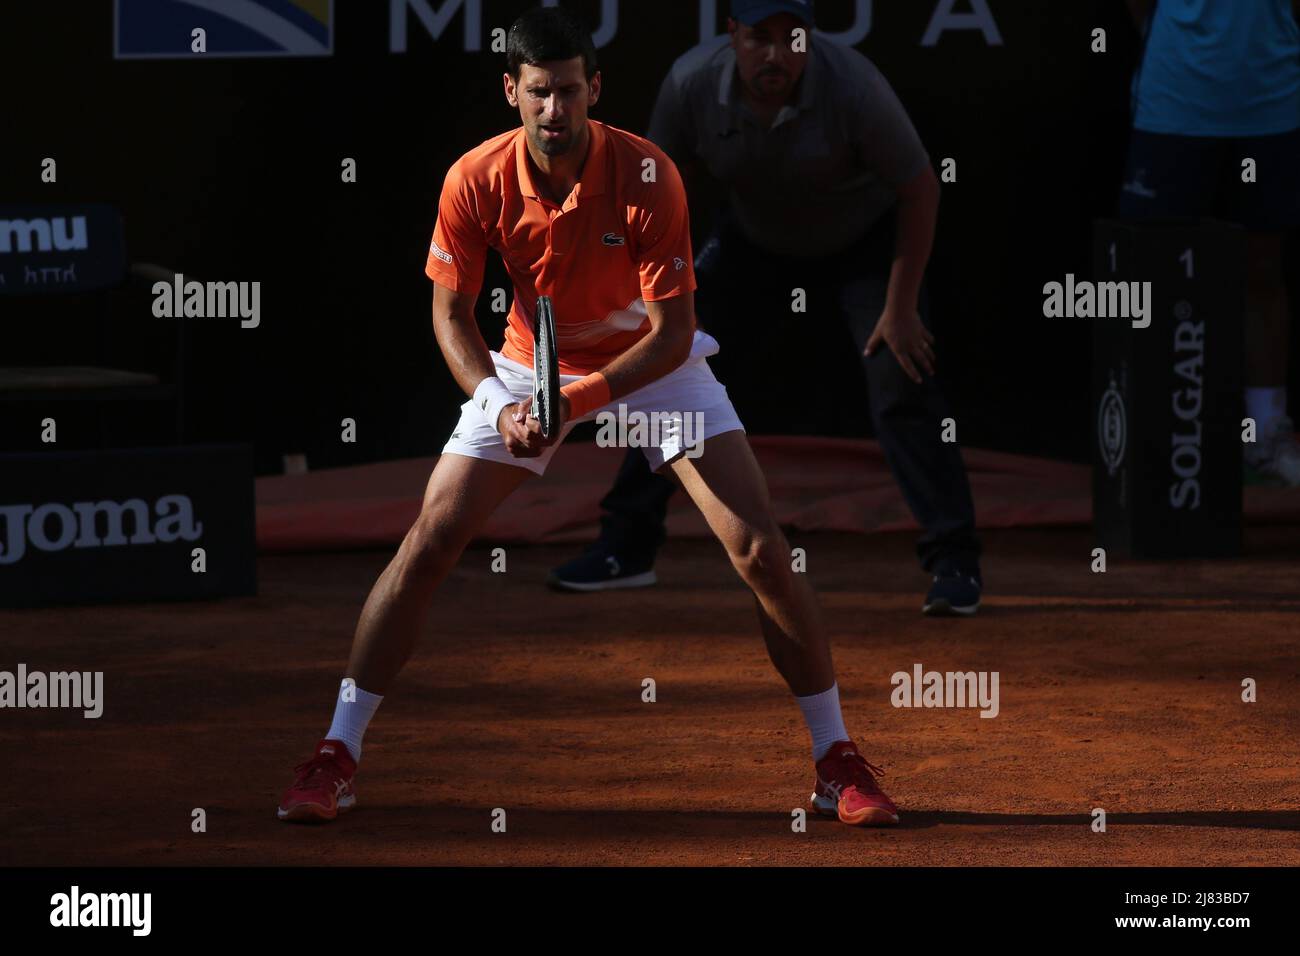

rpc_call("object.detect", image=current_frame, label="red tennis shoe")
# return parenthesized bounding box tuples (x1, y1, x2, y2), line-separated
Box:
(277, 738, 357, 823)
(812, 740, 900, 826)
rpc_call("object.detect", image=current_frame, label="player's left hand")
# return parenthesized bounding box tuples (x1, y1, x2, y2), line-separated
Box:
(864, 307, 935, 384)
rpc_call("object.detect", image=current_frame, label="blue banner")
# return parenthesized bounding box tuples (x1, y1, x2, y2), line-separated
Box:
(115, 0, 333, 59)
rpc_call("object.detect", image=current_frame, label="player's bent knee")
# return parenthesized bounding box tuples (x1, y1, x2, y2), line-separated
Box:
(730, 521, 791, 594)
(397, 509, 468, 581)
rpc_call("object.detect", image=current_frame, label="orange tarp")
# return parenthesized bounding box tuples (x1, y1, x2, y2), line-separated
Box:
(255, 436, 1299, 552)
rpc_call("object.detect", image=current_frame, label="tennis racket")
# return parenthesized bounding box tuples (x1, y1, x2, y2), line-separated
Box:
(532, 295, 560, 439)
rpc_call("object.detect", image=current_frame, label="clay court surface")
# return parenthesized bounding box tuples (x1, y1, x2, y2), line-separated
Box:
(4, 523, 1300, 867)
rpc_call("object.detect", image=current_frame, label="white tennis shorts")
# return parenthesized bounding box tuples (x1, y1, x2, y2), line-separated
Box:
(441, 330, 745, 475)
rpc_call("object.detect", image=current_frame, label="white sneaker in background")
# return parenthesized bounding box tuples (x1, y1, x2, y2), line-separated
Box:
(1245, 416, 1300, 487)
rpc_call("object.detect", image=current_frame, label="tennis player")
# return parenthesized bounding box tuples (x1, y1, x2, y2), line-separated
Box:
(277, 7, 899, 828)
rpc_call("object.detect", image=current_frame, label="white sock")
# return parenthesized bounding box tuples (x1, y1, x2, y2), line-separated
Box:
(1245, 387, 1287, 440)
(796, 683, 850, 762)
(325, 680, 383, 763)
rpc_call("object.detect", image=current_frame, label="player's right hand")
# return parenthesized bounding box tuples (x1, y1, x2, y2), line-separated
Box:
(498, 402, 540, 457)
(864, 307, 935, 384)
(498, 399, 555, 457)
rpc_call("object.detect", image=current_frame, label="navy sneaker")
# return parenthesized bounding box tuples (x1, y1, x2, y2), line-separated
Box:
(547, 544, 658, 592)
(922, 563, 982, 617)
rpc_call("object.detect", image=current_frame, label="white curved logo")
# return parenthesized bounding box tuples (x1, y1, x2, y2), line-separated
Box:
(1098, 375, 1126, 477)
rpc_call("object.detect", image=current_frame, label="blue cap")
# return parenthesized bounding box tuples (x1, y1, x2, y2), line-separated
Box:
(730, 0, 814, 26)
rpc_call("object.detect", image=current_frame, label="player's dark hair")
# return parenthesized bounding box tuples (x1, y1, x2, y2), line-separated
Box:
(506, 6, 598, 82)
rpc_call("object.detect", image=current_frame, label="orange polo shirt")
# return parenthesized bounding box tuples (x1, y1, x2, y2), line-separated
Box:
(425, 119, 696, 375)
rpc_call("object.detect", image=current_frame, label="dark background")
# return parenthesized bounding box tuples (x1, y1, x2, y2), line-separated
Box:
(4, 1, 1287, 474)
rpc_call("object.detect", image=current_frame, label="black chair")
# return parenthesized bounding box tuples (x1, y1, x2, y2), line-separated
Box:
(0, 203, 187, 447)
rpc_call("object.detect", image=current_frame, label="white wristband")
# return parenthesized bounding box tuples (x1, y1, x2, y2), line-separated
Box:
(473, 376, 517, 432)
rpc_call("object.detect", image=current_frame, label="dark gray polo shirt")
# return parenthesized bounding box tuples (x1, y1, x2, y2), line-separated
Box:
(647, 33, 930, 259)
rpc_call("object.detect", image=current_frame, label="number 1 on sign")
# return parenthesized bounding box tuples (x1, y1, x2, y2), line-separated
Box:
(1180, 247, 1194, 278)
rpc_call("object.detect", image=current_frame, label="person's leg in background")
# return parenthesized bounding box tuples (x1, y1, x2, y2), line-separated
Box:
(546, 445, 668, 591)
(1241, 230, 1298, 482)
(840, 263, 982, 615)
(1232, 129, 1300, 485)
(1120, 128, 1300, 485)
